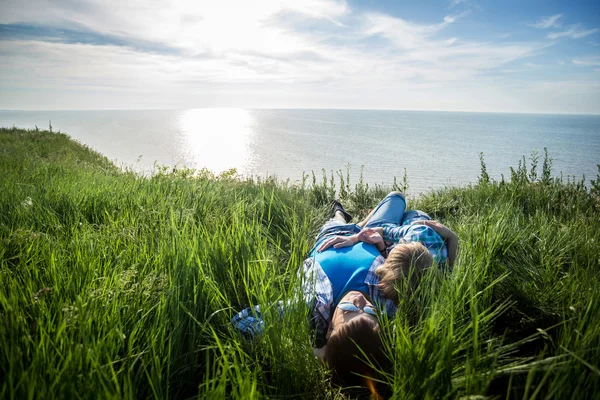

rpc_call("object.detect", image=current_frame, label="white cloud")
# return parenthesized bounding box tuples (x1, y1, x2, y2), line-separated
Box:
(361, 12, 539, 80)
(548, 26, 599, 39)
(363, 14, 431, 50)
(362, 11, 469, 50)
(573, 57, 600, 67)
(0, 0, 349, 55)
(530, 14, 562, 29)
(0, 0, 597, 113)
(449, 0, 467, 8)
(0, 0, 529, 90)
(528, 80, 600, 94)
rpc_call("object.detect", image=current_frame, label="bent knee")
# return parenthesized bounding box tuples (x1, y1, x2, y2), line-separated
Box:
(388, 191, 404, 197)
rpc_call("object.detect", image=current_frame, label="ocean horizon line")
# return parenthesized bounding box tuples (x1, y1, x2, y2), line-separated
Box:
(1, 108, 598, 195)
(1, 107, 599, 117)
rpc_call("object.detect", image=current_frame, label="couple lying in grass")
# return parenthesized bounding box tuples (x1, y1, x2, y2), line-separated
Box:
(232, 192, 458, 390)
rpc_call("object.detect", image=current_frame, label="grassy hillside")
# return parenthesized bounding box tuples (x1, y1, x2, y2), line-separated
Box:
(1, 127, 599, 399)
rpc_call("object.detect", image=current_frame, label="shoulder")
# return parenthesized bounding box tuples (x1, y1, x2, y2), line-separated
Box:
(368, 255, 386, 276)
(301, 256, 333, 310)
(365, 257, 384, 285)
(302, 257, 331, 288)
(405, 224, 443, 242)
(365, 260, 397, 317)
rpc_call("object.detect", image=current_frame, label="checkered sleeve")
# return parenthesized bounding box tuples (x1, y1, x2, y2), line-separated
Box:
(301, 256, 334, 340)
(404, 225, 448, 267)
(231, 305, 266, 337)
(382, 224, 411, 243)
(232, 256, 335, 341)
(232, 301, 288, 339)
(365, 255, 397, 317)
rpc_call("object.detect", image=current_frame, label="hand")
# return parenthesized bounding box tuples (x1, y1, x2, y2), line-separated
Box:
(411, 219, 458, 267)
(317, 235, 358, 251)
(357, 228, 384, 246)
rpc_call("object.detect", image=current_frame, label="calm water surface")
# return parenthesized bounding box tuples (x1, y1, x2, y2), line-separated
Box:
(1, 109, 599, 195)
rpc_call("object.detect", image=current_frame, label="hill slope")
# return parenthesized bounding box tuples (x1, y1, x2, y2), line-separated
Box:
(1, 128, 599, 399)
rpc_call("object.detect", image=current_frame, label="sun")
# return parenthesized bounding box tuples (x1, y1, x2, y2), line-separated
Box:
(178, 108, 255, 174)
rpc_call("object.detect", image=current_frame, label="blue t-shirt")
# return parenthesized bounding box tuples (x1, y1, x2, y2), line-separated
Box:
(314, 241, 380, 305)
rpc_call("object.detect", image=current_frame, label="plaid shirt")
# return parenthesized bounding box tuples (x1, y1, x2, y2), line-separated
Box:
(231, 253, 397, 340)
(382, 223, 448, 266)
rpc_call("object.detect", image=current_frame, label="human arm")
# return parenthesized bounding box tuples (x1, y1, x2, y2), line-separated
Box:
(317, 228, 387, 254)
(317, 234, 359, 251)
(412, 220, 458, 268)
(233, 257, 332, 341)
(301, 257, 333, 343)
(380, 224, 411, 243)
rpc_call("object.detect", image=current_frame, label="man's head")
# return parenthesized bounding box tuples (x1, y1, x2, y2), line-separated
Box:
(376, 241, 433, 303)
(322, 291, 387, 389)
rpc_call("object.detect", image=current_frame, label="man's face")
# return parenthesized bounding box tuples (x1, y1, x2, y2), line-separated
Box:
(327, 291, 378, 340)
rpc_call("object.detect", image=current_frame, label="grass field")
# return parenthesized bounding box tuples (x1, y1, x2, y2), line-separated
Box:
(1, 127, 599, 399)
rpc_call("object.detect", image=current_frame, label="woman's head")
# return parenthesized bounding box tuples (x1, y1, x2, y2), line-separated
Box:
(322, 291, 387, 389)
(326, 291, 378, 339)
(376, 241, 433, 303)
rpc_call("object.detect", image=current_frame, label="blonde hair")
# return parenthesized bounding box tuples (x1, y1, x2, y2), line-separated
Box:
(376, 242, 433, 303)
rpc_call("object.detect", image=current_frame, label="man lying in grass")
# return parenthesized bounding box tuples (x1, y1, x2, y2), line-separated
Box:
(320, 203, 458, 301)
(232, 192, 457, 389)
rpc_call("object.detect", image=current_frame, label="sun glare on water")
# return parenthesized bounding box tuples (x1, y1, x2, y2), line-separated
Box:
(178, 108, 255, 174)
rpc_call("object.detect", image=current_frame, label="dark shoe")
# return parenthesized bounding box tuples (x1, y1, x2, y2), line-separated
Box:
(331, 199, 353, 222)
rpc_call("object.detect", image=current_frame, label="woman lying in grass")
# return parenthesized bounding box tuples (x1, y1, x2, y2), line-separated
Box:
(319, 199, 458, 302)
(232, 192, 457, 389)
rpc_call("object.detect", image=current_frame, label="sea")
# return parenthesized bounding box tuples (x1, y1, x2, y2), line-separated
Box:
(1, 109, 599, 195)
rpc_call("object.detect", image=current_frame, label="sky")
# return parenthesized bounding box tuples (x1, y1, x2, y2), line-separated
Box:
(0, 0, 599, 114)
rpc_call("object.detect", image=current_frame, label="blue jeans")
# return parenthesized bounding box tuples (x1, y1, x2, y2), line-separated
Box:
(401, 209, 432, 225)
(364, 192, 407, 228)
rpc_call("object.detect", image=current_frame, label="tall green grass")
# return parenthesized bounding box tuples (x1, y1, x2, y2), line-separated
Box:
(1, 127, 599, 399)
